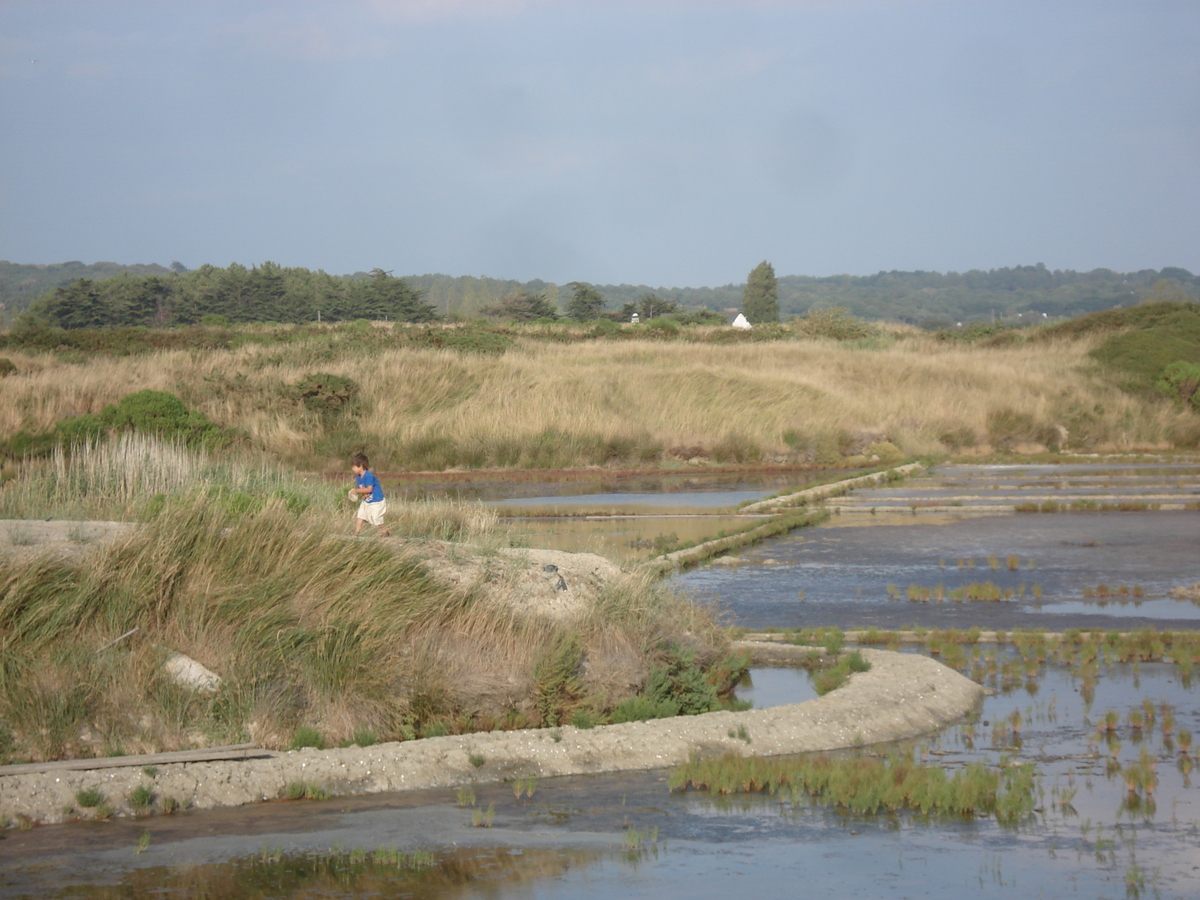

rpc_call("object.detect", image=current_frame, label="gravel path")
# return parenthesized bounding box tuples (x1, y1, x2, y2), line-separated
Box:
(0, 646, 984, 827)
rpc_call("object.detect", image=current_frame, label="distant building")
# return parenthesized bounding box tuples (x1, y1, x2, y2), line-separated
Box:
(731, 312, 752, 329)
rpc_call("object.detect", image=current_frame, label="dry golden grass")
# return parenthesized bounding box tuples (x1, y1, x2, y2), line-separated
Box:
(0, 487, 727, 758)
(1, 329, 1194, 470)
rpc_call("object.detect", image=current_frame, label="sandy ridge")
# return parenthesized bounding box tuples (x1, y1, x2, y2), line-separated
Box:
(0, 647, 984, 827)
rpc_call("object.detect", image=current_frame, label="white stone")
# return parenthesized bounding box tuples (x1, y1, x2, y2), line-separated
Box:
(162, 651, 222, 694)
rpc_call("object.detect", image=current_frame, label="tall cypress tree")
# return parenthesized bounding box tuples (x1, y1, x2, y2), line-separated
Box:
(742, 260, 779, 324)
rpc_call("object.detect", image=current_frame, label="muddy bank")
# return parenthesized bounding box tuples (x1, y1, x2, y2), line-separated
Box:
(0, 647, 983, 828)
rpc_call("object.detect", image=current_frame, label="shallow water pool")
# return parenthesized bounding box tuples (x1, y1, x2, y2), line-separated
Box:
(673, 510, 1200, 631)
(5, 656, 1199, 899)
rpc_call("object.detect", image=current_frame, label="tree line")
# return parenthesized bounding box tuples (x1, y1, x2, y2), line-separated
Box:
(21, 263, 437, 329)
(410, 263, 1198, 326)
(4, 258, 1197, 331)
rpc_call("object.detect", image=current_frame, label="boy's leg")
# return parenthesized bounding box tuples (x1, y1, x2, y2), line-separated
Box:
(376, 502, 390, 537)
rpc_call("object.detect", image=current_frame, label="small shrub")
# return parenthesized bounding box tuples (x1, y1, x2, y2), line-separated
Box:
(590, 318, 620, 337)
(611, 695, 680, 723)
(199, 314, 230, 327)
(291, 372, 360, 415)
(129, 784, 155, 810)
(76, 786, 105, 808)
(811, 667, 847, 696)
(284, 781, 329, 801)
(938, 425, 977, 451)
(821, 629, 845, 655)
(468, 751, 485, 768)
(534, 633, 584, 726)
(471, 802, 495, 827)
(421, 720, 450, 738)
(569, 708, 598, 729)
(794, 307, 878, 341)
(846, 650, 871, 673)
(0, 357, 17, 377)
(288, 726, 326, 751)
(1156, 360, 1200, 409)
(641, 316, 679, 336)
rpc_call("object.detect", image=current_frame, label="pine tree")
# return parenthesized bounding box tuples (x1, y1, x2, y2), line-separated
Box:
(742, 260, 779, 323)
(565, 282, 605, 320)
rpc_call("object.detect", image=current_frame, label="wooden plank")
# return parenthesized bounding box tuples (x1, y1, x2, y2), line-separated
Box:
(0, 743, 275, 777)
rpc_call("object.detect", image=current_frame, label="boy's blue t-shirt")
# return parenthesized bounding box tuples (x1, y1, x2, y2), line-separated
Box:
(356, 470, 383, 502)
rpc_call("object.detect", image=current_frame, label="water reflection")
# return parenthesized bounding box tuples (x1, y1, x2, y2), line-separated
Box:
(40, 846, 604, 900)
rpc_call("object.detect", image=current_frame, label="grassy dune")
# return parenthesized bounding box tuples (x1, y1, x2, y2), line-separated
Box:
(2, 320, 1196, 473)
(0, 439, 729, 764)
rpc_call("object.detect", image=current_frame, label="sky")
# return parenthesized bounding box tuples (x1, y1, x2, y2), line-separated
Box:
(1, 0, 1198, 287)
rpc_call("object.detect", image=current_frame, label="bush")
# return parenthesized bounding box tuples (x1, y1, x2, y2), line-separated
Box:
(291, 372, 360, 415)
(0, 357, 16, 377)
(864, 440, 904, 463)
(794, 308, 878, 341)
(76, 786, 105, 808)
(821, 629, 845, 655)
(1156, 360, 1200, 410)
(100, 390, 224, 446)
(199, 314, 230, 327)
(641, 645, 719, 716)
(670, 309, 727, 326)
(610, 694, 680, 723)
(937, 426, 977, 451)
(589, 318, 620, 337)
(287, 725, 326, 751)
(641, 317, 679, 337)
(404, 327, 512, 355)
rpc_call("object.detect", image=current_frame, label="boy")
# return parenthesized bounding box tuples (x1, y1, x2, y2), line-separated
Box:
(350, 452, 390, 537)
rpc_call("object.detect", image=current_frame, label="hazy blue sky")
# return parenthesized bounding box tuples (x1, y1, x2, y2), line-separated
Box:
(1, 0, 1197, 286)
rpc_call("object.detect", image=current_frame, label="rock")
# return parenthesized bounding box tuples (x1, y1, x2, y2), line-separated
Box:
(162, 652, 222, 694)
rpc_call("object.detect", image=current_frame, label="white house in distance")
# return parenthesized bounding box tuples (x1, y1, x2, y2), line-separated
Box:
(731, 312, 752, 329)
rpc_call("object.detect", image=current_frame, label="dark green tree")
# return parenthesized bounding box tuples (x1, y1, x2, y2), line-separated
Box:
(638, 294, 678, 320)
(352, 269, 437, 322)
(483, 291, 558, 321)
(565, 282, 605, 321)
(244, 261, 288, 321)
(742, 261, 779, 323)
(34, 279, 108, 329)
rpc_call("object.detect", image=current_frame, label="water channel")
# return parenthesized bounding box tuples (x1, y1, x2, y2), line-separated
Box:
(4, 462, 1199, 898)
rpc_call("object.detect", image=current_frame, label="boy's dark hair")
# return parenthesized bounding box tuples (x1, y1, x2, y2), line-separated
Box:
(352, 452, 369, 469)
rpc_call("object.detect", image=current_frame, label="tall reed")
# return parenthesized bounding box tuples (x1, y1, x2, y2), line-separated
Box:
(0, 442, 723, 759)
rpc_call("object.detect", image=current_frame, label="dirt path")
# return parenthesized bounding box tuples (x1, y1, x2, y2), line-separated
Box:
(0, 646, 983, 827)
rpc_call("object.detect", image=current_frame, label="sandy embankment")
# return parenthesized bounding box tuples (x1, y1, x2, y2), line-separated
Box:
(0, 645, 984, 826)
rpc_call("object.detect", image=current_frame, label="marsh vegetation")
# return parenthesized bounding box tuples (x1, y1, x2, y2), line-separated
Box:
(0, 437, 739, 765)
(2, 304, 1197, 476)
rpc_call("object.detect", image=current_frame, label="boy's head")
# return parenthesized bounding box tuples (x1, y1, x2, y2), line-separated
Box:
(351, 452, 369, 473)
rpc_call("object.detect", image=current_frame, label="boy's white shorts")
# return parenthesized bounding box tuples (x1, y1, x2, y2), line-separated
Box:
(356, 499, 387, 526)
